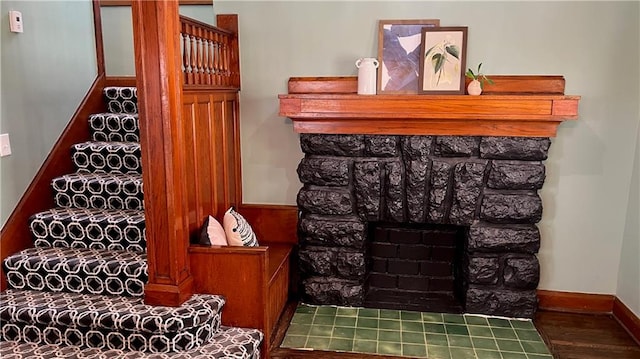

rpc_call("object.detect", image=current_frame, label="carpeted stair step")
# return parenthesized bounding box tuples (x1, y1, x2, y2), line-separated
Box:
(0, 289, 226, 353)
(72, 141, 141, 174)
(29, 207, 145, 252)
(104, 87, 138, 114)
(89, 113, 140, 142)
(0, 326, 263, 358)
(52, 172, 144, 211)
(3, 247, 147, 297)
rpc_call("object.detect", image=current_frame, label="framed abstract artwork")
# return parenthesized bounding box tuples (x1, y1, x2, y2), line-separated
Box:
(377, 19, 440, 94)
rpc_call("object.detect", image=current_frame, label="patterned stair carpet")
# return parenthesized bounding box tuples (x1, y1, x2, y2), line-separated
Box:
(0, 327, 263, 359)
(0, 87, 263, 358)
(281, 303, 552, 359)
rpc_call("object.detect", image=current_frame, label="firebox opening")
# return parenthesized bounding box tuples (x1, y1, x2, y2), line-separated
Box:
(364, 222, 466, 314)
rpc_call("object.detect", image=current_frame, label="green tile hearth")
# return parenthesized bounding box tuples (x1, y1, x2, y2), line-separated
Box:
(334, 316, 357, 327)
(281, 303, 552, 358)
(353, 339, 377, 353)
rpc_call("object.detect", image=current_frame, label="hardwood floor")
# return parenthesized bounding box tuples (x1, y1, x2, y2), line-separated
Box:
(535, 311, 640, 359)
(270, 302, 640, 358)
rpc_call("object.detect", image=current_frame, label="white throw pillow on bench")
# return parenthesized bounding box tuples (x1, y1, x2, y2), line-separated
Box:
(223, 207, 259, 247)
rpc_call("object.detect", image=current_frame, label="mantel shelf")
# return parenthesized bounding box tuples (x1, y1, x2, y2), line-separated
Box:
(278, 76, 580, 138)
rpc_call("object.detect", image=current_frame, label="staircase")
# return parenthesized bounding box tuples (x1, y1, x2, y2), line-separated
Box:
(0, 87, 263, 358)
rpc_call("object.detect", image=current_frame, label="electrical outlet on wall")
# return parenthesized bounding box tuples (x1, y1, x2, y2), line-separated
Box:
(0, 134, 12, 157)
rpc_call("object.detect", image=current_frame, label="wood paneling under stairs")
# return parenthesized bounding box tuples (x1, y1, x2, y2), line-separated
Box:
(269, 302, 640, 359)
(181, 90, 241, 241)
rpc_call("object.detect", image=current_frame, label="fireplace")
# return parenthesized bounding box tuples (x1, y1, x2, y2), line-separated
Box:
(279, 75, 580, 319)
(297, 134, 547, 318)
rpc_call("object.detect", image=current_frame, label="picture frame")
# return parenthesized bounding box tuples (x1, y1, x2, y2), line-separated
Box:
(418, 27, 468, 94)
(377, 19, 440, 94)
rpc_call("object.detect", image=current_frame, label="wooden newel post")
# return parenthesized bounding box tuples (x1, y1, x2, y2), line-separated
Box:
(131, 0, 194, 306)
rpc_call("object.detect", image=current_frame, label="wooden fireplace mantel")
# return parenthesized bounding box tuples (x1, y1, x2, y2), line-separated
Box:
(278, 76, 580, 137)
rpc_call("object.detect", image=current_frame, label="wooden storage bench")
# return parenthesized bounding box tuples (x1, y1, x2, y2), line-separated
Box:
(189, 242, 293, 358)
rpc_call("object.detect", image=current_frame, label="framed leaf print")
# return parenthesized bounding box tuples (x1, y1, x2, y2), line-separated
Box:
(418, 27, 468, 94)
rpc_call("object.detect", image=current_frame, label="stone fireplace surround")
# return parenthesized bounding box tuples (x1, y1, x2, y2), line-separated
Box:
(296, 134, 547, 318)
(280, 76, 579, 319)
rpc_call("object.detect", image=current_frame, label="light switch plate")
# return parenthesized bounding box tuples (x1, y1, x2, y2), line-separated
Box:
(0, 133, 12, 157)
(9, 10, 23, 33)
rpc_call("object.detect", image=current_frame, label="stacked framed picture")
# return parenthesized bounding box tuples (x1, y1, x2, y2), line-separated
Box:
(377, 19, 468, 95)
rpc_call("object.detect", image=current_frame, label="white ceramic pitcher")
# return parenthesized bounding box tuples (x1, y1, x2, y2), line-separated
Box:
(355, 58, 379, 95)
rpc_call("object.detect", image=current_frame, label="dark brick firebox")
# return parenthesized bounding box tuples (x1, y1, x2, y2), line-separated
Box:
(296, 134, 547, 318)
(366, 224, 465, 314)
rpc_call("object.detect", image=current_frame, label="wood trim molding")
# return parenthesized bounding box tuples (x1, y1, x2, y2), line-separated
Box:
(92, 0, 105, 76)
(467, 75, 566, 95)
(290, 118, 565, 138)
(280, 76, 579, 137)
(288, 76, 566, 95)
(105, 76, 136, 87)
(101, 0, 213, 6)
(232, 92, 243, 205)
(279, 94, 579, 137)
(288, 77, 358, 94)
(132, 0, 194, 306)
(216, 14, 239, 36)
(537, 289, 615, 314)
(538, 290, 640, 344)
(613, 297, 640, 345)
(215, 14, 241, 89)
(0, 75, 106, 290)
(237, 204, 298, 245)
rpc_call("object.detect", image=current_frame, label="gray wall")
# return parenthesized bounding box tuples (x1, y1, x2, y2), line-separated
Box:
(617, 124, 640, 316)
(0, 1, 97, 226)
(102, 4, 215, 76)
(0, 2, 214, 223)
(212, 1, 640, 313)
